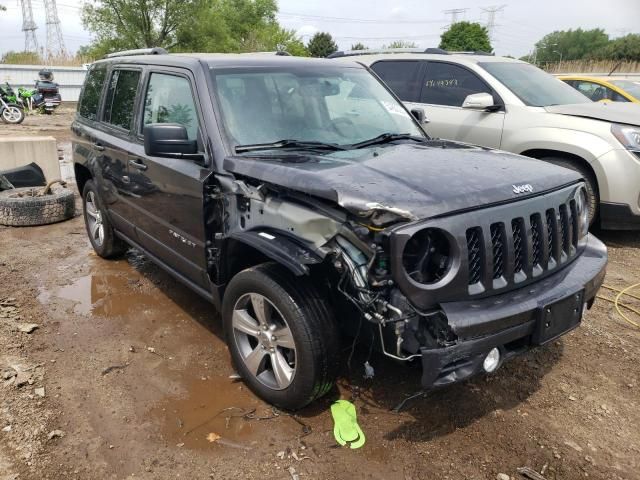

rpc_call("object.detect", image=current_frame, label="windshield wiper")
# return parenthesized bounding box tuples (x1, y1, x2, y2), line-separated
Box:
(235, 139, 347, 154)
(350, 133, 429, 149)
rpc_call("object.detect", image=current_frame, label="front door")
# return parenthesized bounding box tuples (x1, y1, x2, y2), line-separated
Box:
(125, 69, 210, 289)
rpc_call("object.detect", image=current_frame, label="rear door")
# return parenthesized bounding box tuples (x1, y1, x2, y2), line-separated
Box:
(125, 68, 210, 289)
(414, 61, 505, 148)
(97, 66, 143, 239)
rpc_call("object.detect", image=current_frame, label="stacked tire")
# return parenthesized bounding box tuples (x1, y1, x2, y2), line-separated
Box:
(0, 186, 75, 226)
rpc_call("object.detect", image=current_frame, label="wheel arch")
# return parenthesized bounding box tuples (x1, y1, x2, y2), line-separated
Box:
(520, 149, 600, 195)
(219, 230, 324, 285)
(74, 163, 93, 196)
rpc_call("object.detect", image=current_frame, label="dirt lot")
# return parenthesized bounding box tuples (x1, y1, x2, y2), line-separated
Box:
(1, 108, 639, 480)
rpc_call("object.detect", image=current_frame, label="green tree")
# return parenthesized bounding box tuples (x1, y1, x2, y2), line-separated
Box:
(307, 32, 338, 58)
(590, 34, 640, 61)
(384, 40, 417, 49)
(533, 28, 609, 63)
(82, 0, 200, 55)
(1, 51, 42, 64)
(351, 42, 368, 50)
(439, 21, 491, 52)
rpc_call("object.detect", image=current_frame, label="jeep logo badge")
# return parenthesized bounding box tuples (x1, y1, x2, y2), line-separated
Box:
(512, 184, 534, 194)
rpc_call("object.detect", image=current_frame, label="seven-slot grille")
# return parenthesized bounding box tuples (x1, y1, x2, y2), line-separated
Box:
(466, 199, 579, 292)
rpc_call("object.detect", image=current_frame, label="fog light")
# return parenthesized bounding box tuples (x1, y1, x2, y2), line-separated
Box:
(483, 348, 500, 373)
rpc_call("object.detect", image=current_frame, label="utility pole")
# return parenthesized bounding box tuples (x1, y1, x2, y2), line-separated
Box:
(20, 0, 39, 53)
(480, 4, 506, 43)
(44, 0, 67, 59)
(443, 8, 468, 28)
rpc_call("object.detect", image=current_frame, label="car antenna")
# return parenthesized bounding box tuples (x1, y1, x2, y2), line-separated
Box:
(608, 61, 622, 76)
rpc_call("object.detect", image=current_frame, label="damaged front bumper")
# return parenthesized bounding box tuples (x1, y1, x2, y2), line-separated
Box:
(419, 234, 607, 389)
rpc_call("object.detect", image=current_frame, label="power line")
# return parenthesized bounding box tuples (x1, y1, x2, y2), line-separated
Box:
(20, 0, 39, 52)
(278, 11, 446, 25)
(443, 8, 468, 27)
(44, 0, 67, 58)
(481, 4, 506, 43)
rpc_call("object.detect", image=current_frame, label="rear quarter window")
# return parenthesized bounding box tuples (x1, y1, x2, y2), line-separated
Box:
(78, 64, 107, 121)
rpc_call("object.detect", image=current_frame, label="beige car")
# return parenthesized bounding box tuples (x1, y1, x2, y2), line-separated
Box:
(334, 49, 640, 230)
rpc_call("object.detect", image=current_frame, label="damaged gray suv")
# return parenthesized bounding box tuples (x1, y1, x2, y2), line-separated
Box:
(73, 49, 607, 409)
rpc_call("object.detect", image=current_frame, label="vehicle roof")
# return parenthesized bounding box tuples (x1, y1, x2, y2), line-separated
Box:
(92, 53, 365, 70)
(341, 53, 527, 66)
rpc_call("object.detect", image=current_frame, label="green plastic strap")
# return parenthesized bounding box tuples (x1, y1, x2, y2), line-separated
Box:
(330, 400, 366, 449)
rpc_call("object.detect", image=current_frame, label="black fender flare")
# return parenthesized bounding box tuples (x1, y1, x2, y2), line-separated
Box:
(229, 230, 324, 276)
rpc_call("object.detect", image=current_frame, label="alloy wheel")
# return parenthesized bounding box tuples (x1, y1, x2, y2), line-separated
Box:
(232, 293, 297, 390)
(85, 191, 104, 247)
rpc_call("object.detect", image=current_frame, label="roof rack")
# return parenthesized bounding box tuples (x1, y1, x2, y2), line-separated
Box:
(104, 47, 168, 59)
(447, 50, 494, 56)
(327, 47, 449, 59)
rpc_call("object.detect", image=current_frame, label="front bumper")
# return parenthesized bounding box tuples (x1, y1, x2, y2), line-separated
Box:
(597, 148, 640, 226)
(420, 234, 607, 389)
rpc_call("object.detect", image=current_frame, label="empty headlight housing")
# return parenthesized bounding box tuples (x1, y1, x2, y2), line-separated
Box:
(402, 228, 452, 284)
(575, 186, 589, 238)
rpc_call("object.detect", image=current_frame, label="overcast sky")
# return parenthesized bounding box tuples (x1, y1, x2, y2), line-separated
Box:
(0, 0, 638, 58)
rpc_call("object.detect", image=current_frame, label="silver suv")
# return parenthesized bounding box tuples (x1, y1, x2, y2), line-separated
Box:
(334, 49, 640, 230)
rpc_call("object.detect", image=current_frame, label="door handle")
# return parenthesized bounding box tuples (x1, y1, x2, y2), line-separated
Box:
(129, 158, 148, 171)
(92, 142, 105, 152)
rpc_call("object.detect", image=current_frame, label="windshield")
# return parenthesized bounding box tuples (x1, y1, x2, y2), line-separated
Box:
(610, 80, 640, 99)
(211, 66, 424, 151)
(479, 62, 592, 107)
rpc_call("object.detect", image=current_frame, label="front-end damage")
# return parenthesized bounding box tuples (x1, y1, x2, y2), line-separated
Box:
(208, 172, 607, 390)
(209, 173, 453, 368)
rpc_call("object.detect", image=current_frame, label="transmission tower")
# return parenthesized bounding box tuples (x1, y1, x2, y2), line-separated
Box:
(20, 0, 39, 53)
(44, 0, 67, 58)
(443, 8, 468, 27)
(481, 5, 506, 42)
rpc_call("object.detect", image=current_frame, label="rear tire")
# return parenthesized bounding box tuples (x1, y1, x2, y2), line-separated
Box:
(82, 180, 127, 258)
(541, 157, 598, 226)
(222, 263, 340, 410)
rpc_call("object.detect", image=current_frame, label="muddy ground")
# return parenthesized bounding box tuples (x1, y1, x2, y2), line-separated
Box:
(1, 107, 639, 480)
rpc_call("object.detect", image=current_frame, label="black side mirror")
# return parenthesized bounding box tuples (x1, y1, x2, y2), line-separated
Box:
(144, 123, 198, 157)
(410, 108, 428, 124)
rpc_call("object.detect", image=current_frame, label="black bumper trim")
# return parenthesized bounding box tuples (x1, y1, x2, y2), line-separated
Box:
(600, 202, 640, 230)
(419, 234, 607, 389)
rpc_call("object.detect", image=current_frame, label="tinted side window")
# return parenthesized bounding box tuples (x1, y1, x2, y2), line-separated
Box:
(78, 65, 107, 120)
(142, 73, 199, 140)
(370, 61, 422, 102)
(103, 69, 141, 130)
(421, 62, 491, 107)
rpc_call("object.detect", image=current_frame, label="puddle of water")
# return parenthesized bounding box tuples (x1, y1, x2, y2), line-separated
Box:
(150, 376, 299, 451)
(39, 266, 157, 317)
(38, 253, 186, 319)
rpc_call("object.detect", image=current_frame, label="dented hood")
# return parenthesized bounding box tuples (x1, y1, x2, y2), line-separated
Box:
(223, 142, 581, 220)
(545, 102, 640, 126)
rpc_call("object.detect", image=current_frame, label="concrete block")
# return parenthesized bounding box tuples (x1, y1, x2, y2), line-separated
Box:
(0, 136, 60, 182)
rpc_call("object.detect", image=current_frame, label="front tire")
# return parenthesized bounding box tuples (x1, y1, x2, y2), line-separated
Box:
(222, 263, 339, 410)
(82, 180, 127, 258)
(1, 104, 25, 124)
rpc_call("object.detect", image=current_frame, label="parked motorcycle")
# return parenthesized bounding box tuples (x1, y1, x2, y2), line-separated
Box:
(0, 82, 46, 114)
(35, 69, 61, 114)
(0, 96, 25, 124)
(17, 86, 46, 113)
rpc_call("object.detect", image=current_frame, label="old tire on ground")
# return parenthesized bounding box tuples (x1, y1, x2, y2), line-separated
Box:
(82, 180, 128, 258)
(541, 156, 598, 226)
(0, 186, 75, 226)
(222, 263, 340, 410)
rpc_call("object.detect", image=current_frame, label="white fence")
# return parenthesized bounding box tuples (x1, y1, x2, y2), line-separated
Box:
(0, 64, 87, 102)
